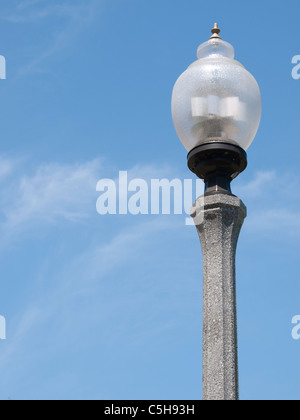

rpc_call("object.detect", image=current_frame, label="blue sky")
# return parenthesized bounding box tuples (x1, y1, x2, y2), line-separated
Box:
(0, 0, 299, 400)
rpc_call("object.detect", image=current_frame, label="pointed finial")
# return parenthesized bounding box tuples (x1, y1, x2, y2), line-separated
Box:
(210, 23, 221, 40)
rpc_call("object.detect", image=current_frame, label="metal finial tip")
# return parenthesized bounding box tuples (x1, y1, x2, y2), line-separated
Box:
(210, 23, 221, 39)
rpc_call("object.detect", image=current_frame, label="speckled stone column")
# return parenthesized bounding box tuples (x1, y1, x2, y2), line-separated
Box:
(192, 193, 247, 401)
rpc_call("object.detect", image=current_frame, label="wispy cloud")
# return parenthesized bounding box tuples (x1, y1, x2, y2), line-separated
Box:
(235, 171, 276, 198)
(0, 156, 17, 180)
(1, 158, 101, 234)
(236, 170, 300, 236)
(3, 0, 102, 76)
(247, 208, 300, 234)
(0, 156, 178, 245)
(4, 0, 100, 24)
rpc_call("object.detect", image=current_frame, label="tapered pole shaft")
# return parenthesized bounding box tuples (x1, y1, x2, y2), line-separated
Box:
(192, 194, 247, 401)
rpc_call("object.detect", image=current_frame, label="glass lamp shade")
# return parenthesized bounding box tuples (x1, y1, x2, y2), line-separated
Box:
(171, 35, 261, 152)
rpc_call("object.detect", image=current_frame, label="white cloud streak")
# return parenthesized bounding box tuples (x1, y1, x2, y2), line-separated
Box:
(3, 0, 102, 76)
(0, 156, 178, 246)
(1, 159, 101, 233)
(235, 170, 300, 236)
(4, 0, 100, 24)
(235, 171, 276, 198)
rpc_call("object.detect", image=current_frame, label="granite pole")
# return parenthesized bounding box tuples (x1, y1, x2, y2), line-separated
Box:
(192, 193, 247, 401)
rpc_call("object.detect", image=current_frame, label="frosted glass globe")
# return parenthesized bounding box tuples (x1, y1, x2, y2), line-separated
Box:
(171, 35, 261, 152)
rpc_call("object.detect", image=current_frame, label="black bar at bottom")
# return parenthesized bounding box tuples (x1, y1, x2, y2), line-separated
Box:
(95, 401, 203, 417)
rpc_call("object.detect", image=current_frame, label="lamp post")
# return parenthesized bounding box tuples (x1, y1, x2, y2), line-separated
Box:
(171, 24, 261, 401)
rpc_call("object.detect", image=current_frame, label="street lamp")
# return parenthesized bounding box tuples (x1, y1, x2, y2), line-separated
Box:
(171, 24, 261, 400)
